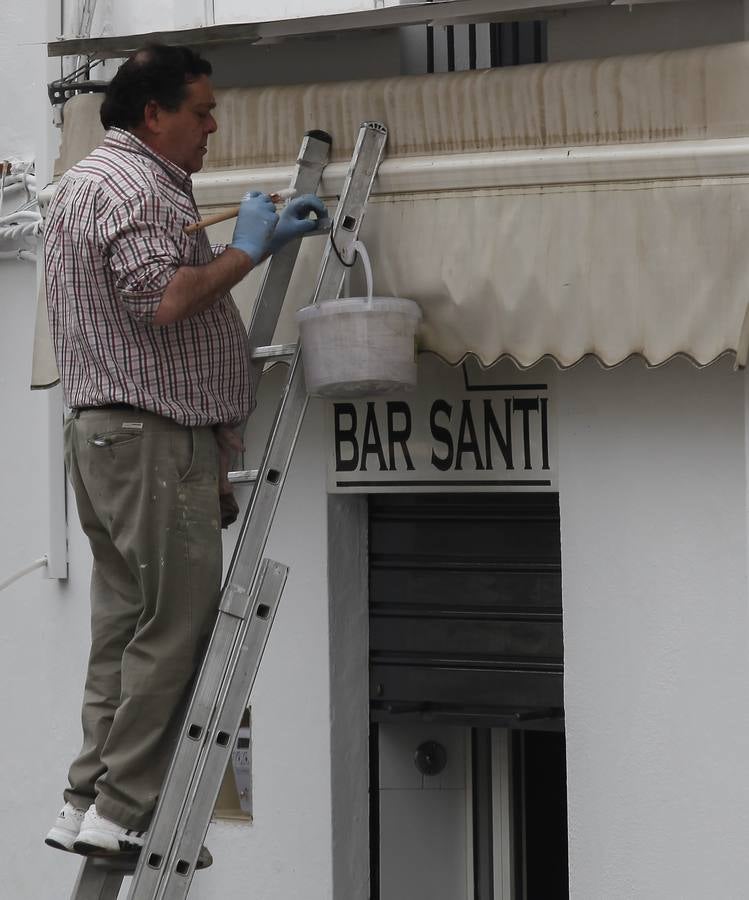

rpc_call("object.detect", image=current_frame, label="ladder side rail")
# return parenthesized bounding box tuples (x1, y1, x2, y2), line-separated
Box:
(221, 122, 389, 611)
(128, 561, 283, 898)
(71, 858, 128, 900)
(220, 347, 310, 616)
(308, 121, 388, 309)
(232, 129, 330, 479)
(154, 561, 288, 900)
(124, 614, 243, 879)
(244, 130, 332, 387)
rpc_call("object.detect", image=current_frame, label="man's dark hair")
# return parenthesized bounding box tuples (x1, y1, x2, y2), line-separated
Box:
(100, 43, 212, 131)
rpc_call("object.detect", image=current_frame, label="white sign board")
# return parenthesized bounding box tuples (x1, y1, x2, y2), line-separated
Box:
(327, 357, 556, 493)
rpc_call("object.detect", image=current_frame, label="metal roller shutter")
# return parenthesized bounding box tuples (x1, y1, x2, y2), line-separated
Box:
(369, 492, 563, 729)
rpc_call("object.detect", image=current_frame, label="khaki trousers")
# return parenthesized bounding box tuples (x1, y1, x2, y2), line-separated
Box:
(63, 407, 222, 830)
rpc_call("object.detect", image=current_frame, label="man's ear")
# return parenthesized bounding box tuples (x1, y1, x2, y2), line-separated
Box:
(142, 99, 162, 135)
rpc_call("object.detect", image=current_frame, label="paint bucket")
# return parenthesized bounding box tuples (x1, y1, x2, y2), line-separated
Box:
(296, 241, 422, 398)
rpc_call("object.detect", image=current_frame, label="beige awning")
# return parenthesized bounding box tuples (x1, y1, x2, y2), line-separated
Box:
(34, 40, 749, 387)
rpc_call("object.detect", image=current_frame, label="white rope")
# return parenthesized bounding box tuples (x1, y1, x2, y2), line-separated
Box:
(0, 173, 35, 200)
(0, 209, 40, 224)
(0, 158, 38, 241)
(0, 220, 42, 243)
(0, 162, 35, 214)
(0, 159, 40, 262)
(1, 220, 41, 238)
(0, 557, 47, 593)
(0, 248, 36, 262)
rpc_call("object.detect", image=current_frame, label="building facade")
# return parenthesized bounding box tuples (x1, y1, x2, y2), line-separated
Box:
(4, 2, 749, 898)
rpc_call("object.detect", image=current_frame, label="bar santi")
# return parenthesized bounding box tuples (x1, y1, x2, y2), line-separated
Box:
(333, 396, 550, 474)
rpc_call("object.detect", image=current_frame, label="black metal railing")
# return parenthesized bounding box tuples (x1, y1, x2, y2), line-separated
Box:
(425, 18, 547, 73)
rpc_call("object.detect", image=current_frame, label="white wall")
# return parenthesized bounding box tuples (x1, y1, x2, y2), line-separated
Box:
(557, 357, 749, 900)
(90, 0, 206, 36)
(0, 5, 58, 162)
(90, 0, 411, 32)
(215, 0, 381, 24)
(6, 2, 749, 898)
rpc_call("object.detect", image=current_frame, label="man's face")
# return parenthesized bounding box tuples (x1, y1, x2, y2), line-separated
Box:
(145, 75, 217, 174)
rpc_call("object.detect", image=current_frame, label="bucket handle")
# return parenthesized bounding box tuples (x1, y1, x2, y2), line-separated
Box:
(343, 240, 374, 308)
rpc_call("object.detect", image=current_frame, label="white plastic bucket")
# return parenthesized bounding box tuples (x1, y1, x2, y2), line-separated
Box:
(296, 242, 422, 398)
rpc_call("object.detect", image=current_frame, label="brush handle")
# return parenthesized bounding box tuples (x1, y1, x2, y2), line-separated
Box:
(184, 190, 294, 235)
(183, 206, 241, 235)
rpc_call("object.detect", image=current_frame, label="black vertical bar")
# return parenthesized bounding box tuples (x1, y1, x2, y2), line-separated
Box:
(426, 0, 435, 74)
(533, 20, 544, 64)
(472, 728, 494, 900)
(512, 21, 520, 66)
(369, 723, 380, 900)
(512, 730, 527, 900)
(540, 20, 549, 63)
(490, 23, 501, 68)
(446, 24, 455, 72)
(468, 23, 477, 70)
(426, 24, 435, 74)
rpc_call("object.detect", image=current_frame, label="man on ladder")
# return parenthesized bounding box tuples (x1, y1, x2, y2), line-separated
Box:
(43, 42, 327, 863)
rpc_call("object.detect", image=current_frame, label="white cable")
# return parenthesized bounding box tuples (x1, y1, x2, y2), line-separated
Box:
(0, 220, 42, 243)
(0, 175, 36, 194)
(0, 210, 40, 224)
(0, 162, 35, 211)
(0, 557, 47, 593)
(0, 217, 42, 230)
(0, 249, 36, 262)
(19, 159, 33, 203)
(0, 159, 40, 261)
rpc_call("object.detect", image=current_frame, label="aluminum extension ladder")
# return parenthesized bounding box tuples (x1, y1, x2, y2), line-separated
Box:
(68, 119, 388, 900)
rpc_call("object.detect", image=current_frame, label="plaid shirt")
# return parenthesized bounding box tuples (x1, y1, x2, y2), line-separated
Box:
(44, 128, 252, 426)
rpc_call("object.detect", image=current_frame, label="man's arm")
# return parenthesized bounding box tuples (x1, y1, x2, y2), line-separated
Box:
(153, 192, 328, 326)
(152, 247, 253, 325)
(153, 192, 280, 326)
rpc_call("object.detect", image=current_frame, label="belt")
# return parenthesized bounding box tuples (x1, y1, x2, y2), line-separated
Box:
(72, 403, 138, 414)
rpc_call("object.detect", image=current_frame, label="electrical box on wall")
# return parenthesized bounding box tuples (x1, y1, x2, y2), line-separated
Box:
(232, 725, 252, 816)
(213, 709, 253, 820)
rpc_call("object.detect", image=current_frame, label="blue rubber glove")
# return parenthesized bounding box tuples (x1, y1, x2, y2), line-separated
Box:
(229, 191, 279, 264)
(267, 194, 328, 255)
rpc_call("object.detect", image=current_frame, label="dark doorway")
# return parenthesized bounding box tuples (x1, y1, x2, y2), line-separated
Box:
(513, 731, 569, 900)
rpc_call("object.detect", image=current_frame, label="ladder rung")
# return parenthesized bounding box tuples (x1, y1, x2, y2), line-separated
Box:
(251, 343, 298, 361)
(228, 469, 259, 484)
(85, 856, 138, 875)
(70, 856, 135, 900)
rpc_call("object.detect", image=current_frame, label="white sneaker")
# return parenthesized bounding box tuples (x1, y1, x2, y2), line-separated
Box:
(45, 802, 89, 852)
(73, 806, 146, 855)
(71, 804, 213, 868)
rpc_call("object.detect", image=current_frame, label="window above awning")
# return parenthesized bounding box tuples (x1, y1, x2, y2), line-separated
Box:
(35, 40, 749, 390)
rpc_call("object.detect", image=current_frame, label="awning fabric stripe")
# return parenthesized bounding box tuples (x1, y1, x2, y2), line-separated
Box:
(34, 41, 749, 388)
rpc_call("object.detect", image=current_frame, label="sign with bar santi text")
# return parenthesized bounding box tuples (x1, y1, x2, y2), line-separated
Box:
(327, 358, 555, 493)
